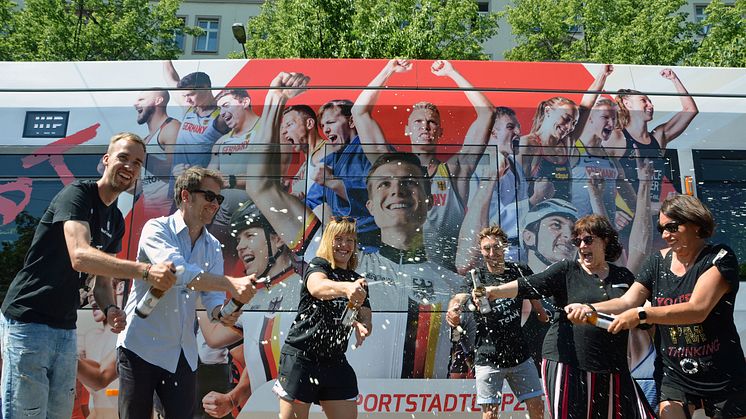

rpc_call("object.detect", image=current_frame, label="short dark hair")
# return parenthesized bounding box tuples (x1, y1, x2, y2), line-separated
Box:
(177, 72, 212, 89)
(173, 166, 224, 207)
(319, 99, 353, 119)
(660, 194, 715, 238)
(365, 152, 431, 197)
(284, 104, 317, 124)
(494, 106, 516, 119)
(215, 88, 250, 102)
(572, 214, 622, 261)
(478, 225, 508, 246)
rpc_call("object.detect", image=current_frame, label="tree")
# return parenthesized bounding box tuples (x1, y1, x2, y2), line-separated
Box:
(502, 0, 699, 65)
(688, 0, 746, 67)
(0, 212, 39, 303)
(0, 0, 15, 60)
(239, 0, 500, 60)
(5, 0, 199, 61)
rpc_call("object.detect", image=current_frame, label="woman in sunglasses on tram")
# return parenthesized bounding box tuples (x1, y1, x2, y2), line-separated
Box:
(273, 216, 372, 419)
(478, 214, 656, 419)
(566, 194, 746, 419)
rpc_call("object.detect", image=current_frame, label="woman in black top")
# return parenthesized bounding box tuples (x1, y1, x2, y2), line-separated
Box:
(273, 217, 372, 419)
(482, 214, 655, 419)
(568, 195, 746, 419)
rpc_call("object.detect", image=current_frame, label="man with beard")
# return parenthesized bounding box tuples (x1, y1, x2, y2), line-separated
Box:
(353, 59, 494, 271)
(0, 133, 177, 418)
(244, 72, 461, 379)
(116, 167, 257, 418)
(133, 90, 180, 219)
(200, 202, 303, 418)
(447, 226, 545, 419)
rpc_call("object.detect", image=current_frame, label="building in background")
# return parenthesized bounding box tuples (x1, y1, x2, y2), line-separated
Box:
(172, 0, 722, 60)
(6, 0, 725, 60)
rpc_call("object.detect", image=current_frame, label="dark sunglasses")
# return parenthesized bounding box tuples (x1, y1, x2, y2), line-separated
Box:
(657, 221, 682, 234)
(191, 189, 225, 205)
(331, 215, 355, 223)
(571, 236, 595, 247)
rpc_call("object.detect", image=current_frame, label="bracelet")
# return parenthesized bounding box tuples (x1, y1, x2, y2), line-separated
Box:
(143, 264, 152, 282)
(102, 304, 119, 318)
(585, 303, 597, 312)
(228, 392, 238, 410)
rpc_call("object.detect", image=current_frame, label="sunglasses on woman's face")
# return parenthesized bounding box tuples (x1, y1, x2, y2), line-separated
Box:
(331, 216, 355, 223)
(571, 236, 595, 247)
(190, 189, 225, 205)
(657, 221, 682, 234)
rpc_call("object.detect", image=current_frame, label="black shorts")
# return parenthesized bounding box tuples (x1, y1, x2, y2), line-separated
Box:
(660, 384, 746, 419)
(274, 347, 358, 404)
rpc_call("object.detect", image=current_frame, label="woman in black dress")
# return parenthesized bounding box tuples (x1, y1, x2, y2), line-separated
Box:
(273, 217, 372, 419)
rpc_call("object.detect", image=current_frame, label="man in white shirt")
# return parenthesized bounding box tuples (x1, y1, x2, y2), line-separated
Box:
(116, 166, 257, 418)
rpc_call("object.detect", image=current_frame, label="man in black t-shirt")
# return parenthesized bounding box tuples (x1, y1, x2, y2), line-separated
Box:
(0, 133, 177, 419)
(447, 226, 545, 419)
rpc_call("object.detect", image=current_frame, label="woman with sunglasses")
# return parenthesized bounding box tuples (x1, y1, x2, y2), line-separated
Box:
(567, 194, 746, 419)
(480, 214, 655, 419)
(273, 217, 372, 419)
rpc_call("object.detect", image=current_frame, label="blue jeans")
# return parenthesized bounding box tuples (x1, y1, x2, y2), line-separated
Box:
(0, 312, 77, 418)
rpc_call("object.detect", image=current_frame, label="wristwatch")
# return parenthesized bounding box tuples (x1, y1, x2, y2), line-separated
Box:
(637, 307, 648, 324)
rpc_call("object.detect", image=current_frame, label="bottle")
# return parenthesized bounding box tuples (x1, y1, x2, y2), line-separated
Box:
(450, 325, 464, 342)
(586, 310, 615, 330)
(218, 276, 270, 320)
(471, 269, 492, 314)
(135, 266, 183, 319)
(340, 302, 358, 328)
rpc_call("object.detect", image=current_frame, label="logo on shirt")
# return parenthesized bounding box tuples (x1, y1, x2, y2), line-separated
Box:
(100, 227, 112, 239)
(182, 122, 208, 134)
(412, 277, 435, 301)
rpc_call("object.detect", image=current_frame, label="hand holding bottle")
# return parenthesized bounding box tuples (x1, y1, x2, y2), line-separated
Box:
(471, 269, 492, 314)
(135, 265, 182, 319)
(345, 278, 367, 308)
(218, 275, 269, 320)
(227, 274, 258, 304)
(147, 262, 177, 291)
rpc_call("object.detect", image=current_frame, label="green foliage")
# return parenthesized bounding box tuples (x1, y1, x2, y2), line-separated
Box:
(0, 0, 15, 60)
(5, 0, 198, 61)
(687, 0, 746, 67)
(239, 0, 499, 60)
(0, 212, 39, 303)
(503, 0, 701, 65)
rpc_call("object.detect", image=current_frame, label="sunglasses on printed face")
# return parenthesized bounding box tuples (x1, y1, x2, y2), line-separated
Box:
(191, 189, 225, 205)
(657, 221, 682, 234)
(571, 236, 595, 247)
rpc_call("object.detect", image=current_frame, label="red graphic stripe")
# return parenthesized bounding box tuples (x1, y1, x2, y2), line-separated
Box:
(259, 316, 277, 381)
(412, 305, 432, 378)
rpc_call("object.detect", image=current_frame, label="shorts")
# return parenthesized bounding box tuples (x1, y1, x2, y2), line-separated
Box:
(660, 384, 746, 419)
(273, 348, 358, 404)
(475, 358, 543, 405)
